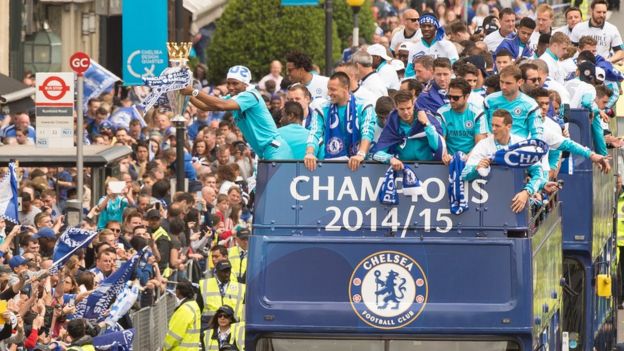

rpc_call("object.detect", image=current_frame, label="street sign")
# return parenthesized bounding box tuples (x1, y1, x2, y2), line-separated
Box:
(281, 0, 319, 5)
(70, 52, 91, 76)
(35, 72, 74, 148)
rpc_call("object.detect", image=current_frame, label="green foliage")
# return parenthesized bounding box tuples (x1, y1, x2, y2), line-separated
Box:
(331, 0, 376, 49)
(206, 0, 342, 83)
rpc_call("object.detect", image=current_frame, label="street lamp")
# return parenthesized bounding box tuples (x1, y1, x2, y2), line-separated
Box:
(23, 25, 62, 72)
(346, 0, 366, 48)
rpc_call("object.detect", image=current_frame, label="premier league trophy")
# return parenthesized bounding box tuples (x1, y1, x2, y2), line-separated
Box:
(165, 42, 193, 192)
(165, 42, 193, 122)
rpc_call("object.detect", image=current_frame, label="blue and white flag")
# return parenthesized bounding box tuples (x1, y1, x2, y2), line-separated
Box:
(490, 139, 549, 167)
(109, 105, 147, 130)
(93, 328, 135, 351)
(104, 281, 140, 326)
(449, 152, 468, 215)
(84, 60, 121, 110)
(378, 165, 422, 205)
(50, 227, 98, 273)
(76, 250, 144, 321)
(0, 162, 19, 224)
(140, 67, 192, 112)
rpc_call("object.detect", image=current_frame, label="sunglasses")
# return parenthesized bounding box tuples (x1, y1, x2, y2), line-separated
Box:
(448, 95, 464, 101)
(407, 18, 420, 22)
(109, 228, 121, 233)
(217, 314, 229, 319)
(527, 77, 542, 83)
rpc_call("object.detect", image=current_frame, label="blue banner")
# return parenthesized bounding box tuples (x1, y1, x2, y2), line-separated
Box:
(93, 328, 135, 351)
(50, 227, 98, 273)
(0, 162, 19, 224)
(84, 61, 121, 109)
(122, 0, 168, 85)
(76, 250, 144, 320)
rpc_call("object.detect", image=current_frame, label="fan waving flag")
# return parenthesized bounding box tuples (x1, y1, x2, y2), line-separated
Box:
(490, 139, 549, 167)
(93, 328, 135, 351)
(0, 162, 19, 224)
(49, 227, 98, 273)
(76, 249, 145, 321)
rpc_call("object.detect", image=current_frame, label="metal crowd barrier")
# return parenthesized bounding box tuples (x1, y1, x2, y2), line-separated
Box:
(129, 291, 178, 351)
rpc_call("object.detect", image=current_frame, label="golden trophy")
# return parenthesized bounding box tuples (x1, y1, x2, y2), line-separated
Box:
(165, 42, 193, 123)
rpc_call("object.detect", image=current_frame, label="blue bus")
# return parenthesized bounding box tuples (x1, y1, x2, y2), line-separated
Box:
(246, 159, 565, 350)
(559, 109, 618, 351)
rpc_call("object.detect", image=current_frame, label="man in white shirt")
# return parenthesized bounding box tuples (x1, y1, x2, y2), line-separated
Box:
(538, 32, 571, 84)
(553, 6, 583, 37)
(390, 9, 422, 52)
(366, 44, 400, 90)
(484, 8, 516, 52)
(411, 13, 459, 63)
(335, 61, 379, 106)
(258, 60, 283, 91)
(570, 0, 624, 63)
(529, 4, 554, 51)
(530, 59, 571, 104)
(286, 51, 330, 101)
(351, 50, 388, 102)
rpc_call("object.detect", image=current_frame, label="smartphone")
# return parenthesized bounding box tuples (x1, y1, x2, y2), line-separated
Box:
(108, 181, 126, 194)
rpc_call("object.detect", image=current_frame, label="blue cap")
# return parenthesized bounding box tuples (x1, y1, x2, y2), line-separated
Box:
(8, 256, 28, 269)
(33, 227, 55, 240)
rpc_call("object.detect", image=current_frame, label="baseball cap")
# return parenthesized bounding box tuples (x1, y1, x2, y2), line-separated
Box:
(9, 256, 28, 269)
(390, 60, 405, 72)
(578, 61, 597, 83)
(464, 56, 488, 78)
(215, 260, 232, 271)
(33, 227, 55, 240)
(146, 209, 160, 219)
(366, 44, 392, 61)
(227, 65, 252, 85)
(595, 66, 606, 83)
(483, 22, 499, 35)
(237, 228, 251, 239)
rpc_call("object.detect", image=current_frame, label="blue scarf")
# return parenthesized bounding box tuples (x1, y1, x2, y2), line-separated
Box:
(415, 80, 448, 114)
(379, 166, 422, 205)
(324, 95, 360, 158)
(449, 152, 468, 215)
(419, 13, 445, 42)
(595, 55, 624, 82)
(371, 109, 444, 160)
(490, 139, 549, 167)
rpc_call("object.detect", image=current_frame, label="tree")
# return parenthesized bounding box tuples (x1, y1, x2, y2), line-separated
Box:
(207, 0, 342, 83)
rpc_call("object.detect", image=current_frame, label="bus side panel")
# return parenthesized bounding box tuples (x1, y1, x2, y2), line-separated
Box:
(246, 237, 532, 334)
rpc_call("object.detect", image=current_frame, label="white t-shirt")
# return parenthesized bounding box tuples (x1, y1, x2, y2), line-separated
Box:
(570, 20, 623, 58)
(564, 78, 596, 109)
(467, 91, 485, 110)
(390, 28, 422, 52)
(412, 39, 459, 63)
(306, 74, 330, 101)
(539, 50, 566, 84)
(484, 30, 508, 53)
(376, 61, 401, 91)
(543, 78, 571, 105)
(359, 72, 388, 102)
(553, 25, 574, 37)
(353, 85, 379, 107)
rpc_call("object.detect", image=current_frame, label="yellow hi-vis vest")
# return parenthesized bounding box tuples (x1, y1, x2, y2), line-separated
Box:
(617, 196, 624, 246)
(153, 227, 173, 278)
(204, 322, 245, 351)
(163, 300, 201, 351)
(199, 278, 246, 321)
(228, 246, 248, 282)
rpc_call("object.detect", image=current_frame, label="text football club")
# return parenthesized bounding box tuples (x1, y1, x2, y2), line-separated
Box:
(349, 251, 428, 329)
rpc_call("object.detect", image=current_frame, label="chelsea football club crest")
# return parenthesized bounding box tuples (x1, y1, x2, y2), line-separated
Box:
(464, 120, 474, 129)
(513, 107, 522, 116)
(349, 251, 428, 329)
(327, 137, 345, 155)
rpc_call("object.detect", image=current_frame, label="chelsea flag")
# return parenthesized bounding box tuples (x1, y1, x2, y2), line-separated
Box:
(0, 162, 19, 224)
(122, 0, 168, 85)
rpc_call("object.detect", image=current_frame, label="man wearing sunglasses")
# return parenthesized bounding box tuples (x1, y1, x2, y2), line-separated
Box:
(437, 78, 488, 165)
(390, 9, 422, 52)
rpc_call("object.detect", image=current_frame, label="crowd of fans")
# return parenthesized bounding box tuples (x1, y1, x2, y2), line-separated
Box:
(0, 0, 621, 350)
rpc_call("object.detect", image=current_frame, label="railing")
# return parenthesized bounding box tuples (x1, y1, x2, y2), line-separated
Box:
(129, 291, 177, 351)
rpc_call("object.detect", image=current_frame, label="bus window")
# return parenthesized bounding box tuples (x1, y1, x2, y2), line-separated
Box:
(258, 338, 384, 351)
(389, 340, 520, 351)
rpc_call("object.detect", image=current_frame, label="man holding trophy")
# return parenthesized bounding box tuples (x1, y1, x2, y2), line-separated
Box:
(181, 65, 293, 160)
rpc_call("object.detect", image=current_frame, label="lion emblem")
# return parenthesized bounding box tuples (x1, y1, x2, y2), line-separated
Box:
(374, 270, 407, 309)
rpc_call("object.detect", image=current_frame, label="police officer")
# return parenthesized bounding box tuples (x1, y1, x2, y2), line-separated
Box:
(204, 305, 245, 351)
(163, 280, 201, 351)
(199, 260, 246, 326)
(228, 228, 250, 283)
